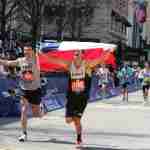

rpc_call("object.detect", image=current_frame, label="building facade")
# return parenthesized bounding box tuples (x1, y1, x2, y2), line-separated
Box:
(15, 0, 130, 43)
(144, 1, 150, 61)
(127, 0, 148, 62)
(81, 0, 130, 44)
(83, 0, 130, 63)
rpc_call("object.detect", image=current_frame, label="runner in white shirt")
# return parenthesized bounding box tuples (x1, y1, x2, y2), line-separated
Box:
(0, 46, 44, 142)
(96, 63, 110, 99)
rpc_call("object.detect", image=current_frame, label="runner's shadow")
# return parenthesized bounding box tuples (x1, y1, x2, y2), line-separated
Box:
(29, 138, 75, 145)
(27, 139, 127, 149)
(49, 138, 75, 145)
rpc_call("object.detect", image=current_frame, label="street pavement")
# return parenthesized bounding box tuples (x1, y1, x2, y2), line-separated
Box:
(0, 90, 150, 150)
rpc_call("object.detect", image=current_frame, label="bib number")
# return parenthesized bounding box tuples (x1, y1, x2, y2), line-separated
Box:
(71, 79, 85, 92)
(22, 71, 34, 81)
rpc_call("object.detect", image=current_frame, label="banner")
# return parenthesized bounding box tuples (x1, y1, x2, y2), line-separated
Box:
(0, 74, 141, 117)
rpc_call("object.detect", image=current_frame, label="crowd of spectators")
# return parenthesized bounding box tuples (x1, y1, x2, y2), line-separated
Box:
(94, 62, 144, 89)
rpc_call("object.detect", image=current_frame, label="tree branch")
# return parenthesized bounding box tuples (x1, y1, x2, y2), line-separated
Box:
(16, 0, 32, 17)
(5, 1, 17, 19)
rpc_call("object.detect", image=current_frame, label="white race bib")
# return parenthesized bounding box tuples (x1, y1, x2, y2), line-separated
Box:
(71, 79, 85, 92)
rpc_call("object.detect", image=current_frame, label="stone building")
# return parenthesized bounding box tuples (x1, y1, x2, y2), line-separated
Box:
(127, 0, 148, 62)
(15, 0, 130, 43)
(143, 1, 150, 61)
(82, 0, 130, 44)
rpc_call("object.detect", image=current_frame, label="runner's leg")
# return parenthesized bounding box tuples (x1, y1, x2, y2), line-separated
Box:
(19, 97, 29, 142)
(73, 117, 82, 144)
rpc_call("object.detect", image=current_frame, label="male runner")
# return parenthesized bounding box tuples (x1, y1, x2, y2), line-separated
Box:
(118, 63, 134, 102)
(0, 46, 44, 142)
(139, 62, 150, 103)
(96, 63, 110, 99)
(46, 50, 104, 145)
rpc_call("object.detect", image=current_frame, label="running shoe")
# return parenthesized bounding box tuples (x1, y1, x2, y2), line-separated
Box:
(18, 133, 27, 142)
(76, 139, 82, 145)
(40, 103, 48, 117)
(76, 135, 82, 145)
(76, 139, 83, 148)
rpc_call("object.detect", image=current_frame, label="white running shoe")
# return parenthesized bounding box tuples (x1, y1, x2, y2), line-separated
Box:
(18, 134, 27, 142)
(40, 103, 48, 117)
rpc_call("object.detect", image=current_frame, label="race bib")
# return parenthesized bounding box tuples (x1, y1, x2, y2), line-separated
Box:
(71, 79, 85, 92)
(144, 77, 150, 85)
(22, 71, 34, 81)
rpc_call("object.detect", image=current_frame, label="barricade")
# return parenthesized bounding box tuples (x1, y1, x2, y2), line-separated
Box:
(0, 73, 141, 117)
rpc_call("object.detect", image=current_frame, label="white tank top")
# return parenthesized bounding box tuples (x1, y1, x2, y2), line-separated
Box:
(70, 61, 85, 79)
(18, 57, 41, 90)
(97, 67, 109, 82)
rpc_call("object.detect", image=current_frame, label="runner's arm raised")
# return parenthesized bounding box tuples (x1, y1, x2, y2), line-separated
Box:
(85, 58, 103, 69)
(39, 52, 71, 70)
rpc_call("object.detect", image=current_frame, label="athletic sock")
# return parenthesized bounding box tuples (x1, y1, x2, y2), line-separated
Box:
(77, 133, 82, 142)
(23, 129, 27, 135)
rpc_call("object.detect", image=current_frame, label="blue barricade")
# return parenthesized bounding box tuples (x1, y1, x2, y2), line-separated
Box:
(0, 73, 141, 117)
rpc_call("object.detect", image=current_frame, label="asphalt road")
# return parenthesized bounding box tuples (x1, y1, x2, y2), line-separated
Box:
(0, 90, 150, 150)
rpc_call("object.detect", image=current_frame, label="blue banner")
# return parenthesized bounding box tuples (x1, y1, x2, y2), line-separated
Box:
(0, 73, 141, 117)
